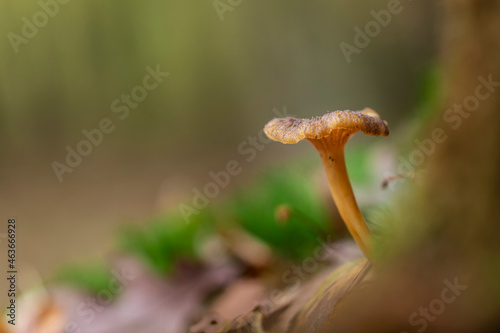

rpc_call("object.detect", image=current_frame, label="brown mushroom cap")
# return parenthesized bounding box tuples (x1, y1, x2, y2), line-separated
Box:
(264, 108, 389, 144)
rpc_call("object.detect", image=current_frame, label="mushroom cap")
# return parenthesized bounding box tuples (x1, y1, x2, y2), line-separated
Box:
(264, 108, 389, 144)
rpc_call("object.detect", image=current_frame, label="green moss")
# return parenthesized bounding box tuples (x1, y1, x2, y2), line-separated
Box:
(117, 210, 215, 274)
(55, 263, 113, 294)
(230, 166, 332, 261)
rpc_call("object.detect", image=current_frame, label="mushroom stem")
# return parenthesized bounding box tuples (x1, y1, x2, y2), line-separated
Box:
(310, 135, 372, 259)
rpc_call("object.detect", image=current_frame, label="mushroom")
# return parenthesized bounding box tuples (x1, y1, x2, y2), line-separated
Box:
(264, 108, 389, 259)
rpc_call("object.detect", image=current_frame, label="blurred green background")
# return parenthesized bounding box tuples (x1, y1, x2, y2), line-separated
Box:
(0, 0, 436, 280)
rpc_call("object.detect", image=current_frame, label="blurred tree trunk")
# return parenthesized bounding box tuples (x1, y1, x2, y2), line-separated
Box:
(322, 1, 500, 332)
(426, 0, 500, 252)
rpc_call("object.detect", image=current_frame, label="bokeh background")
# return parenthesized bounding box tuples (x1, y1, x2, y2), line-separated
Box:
(0, 0, 437, 297)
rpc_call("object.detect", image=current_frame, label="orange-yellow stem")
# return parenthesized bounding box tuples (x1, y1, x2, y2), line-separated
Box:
(310, 137, 372, 259)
